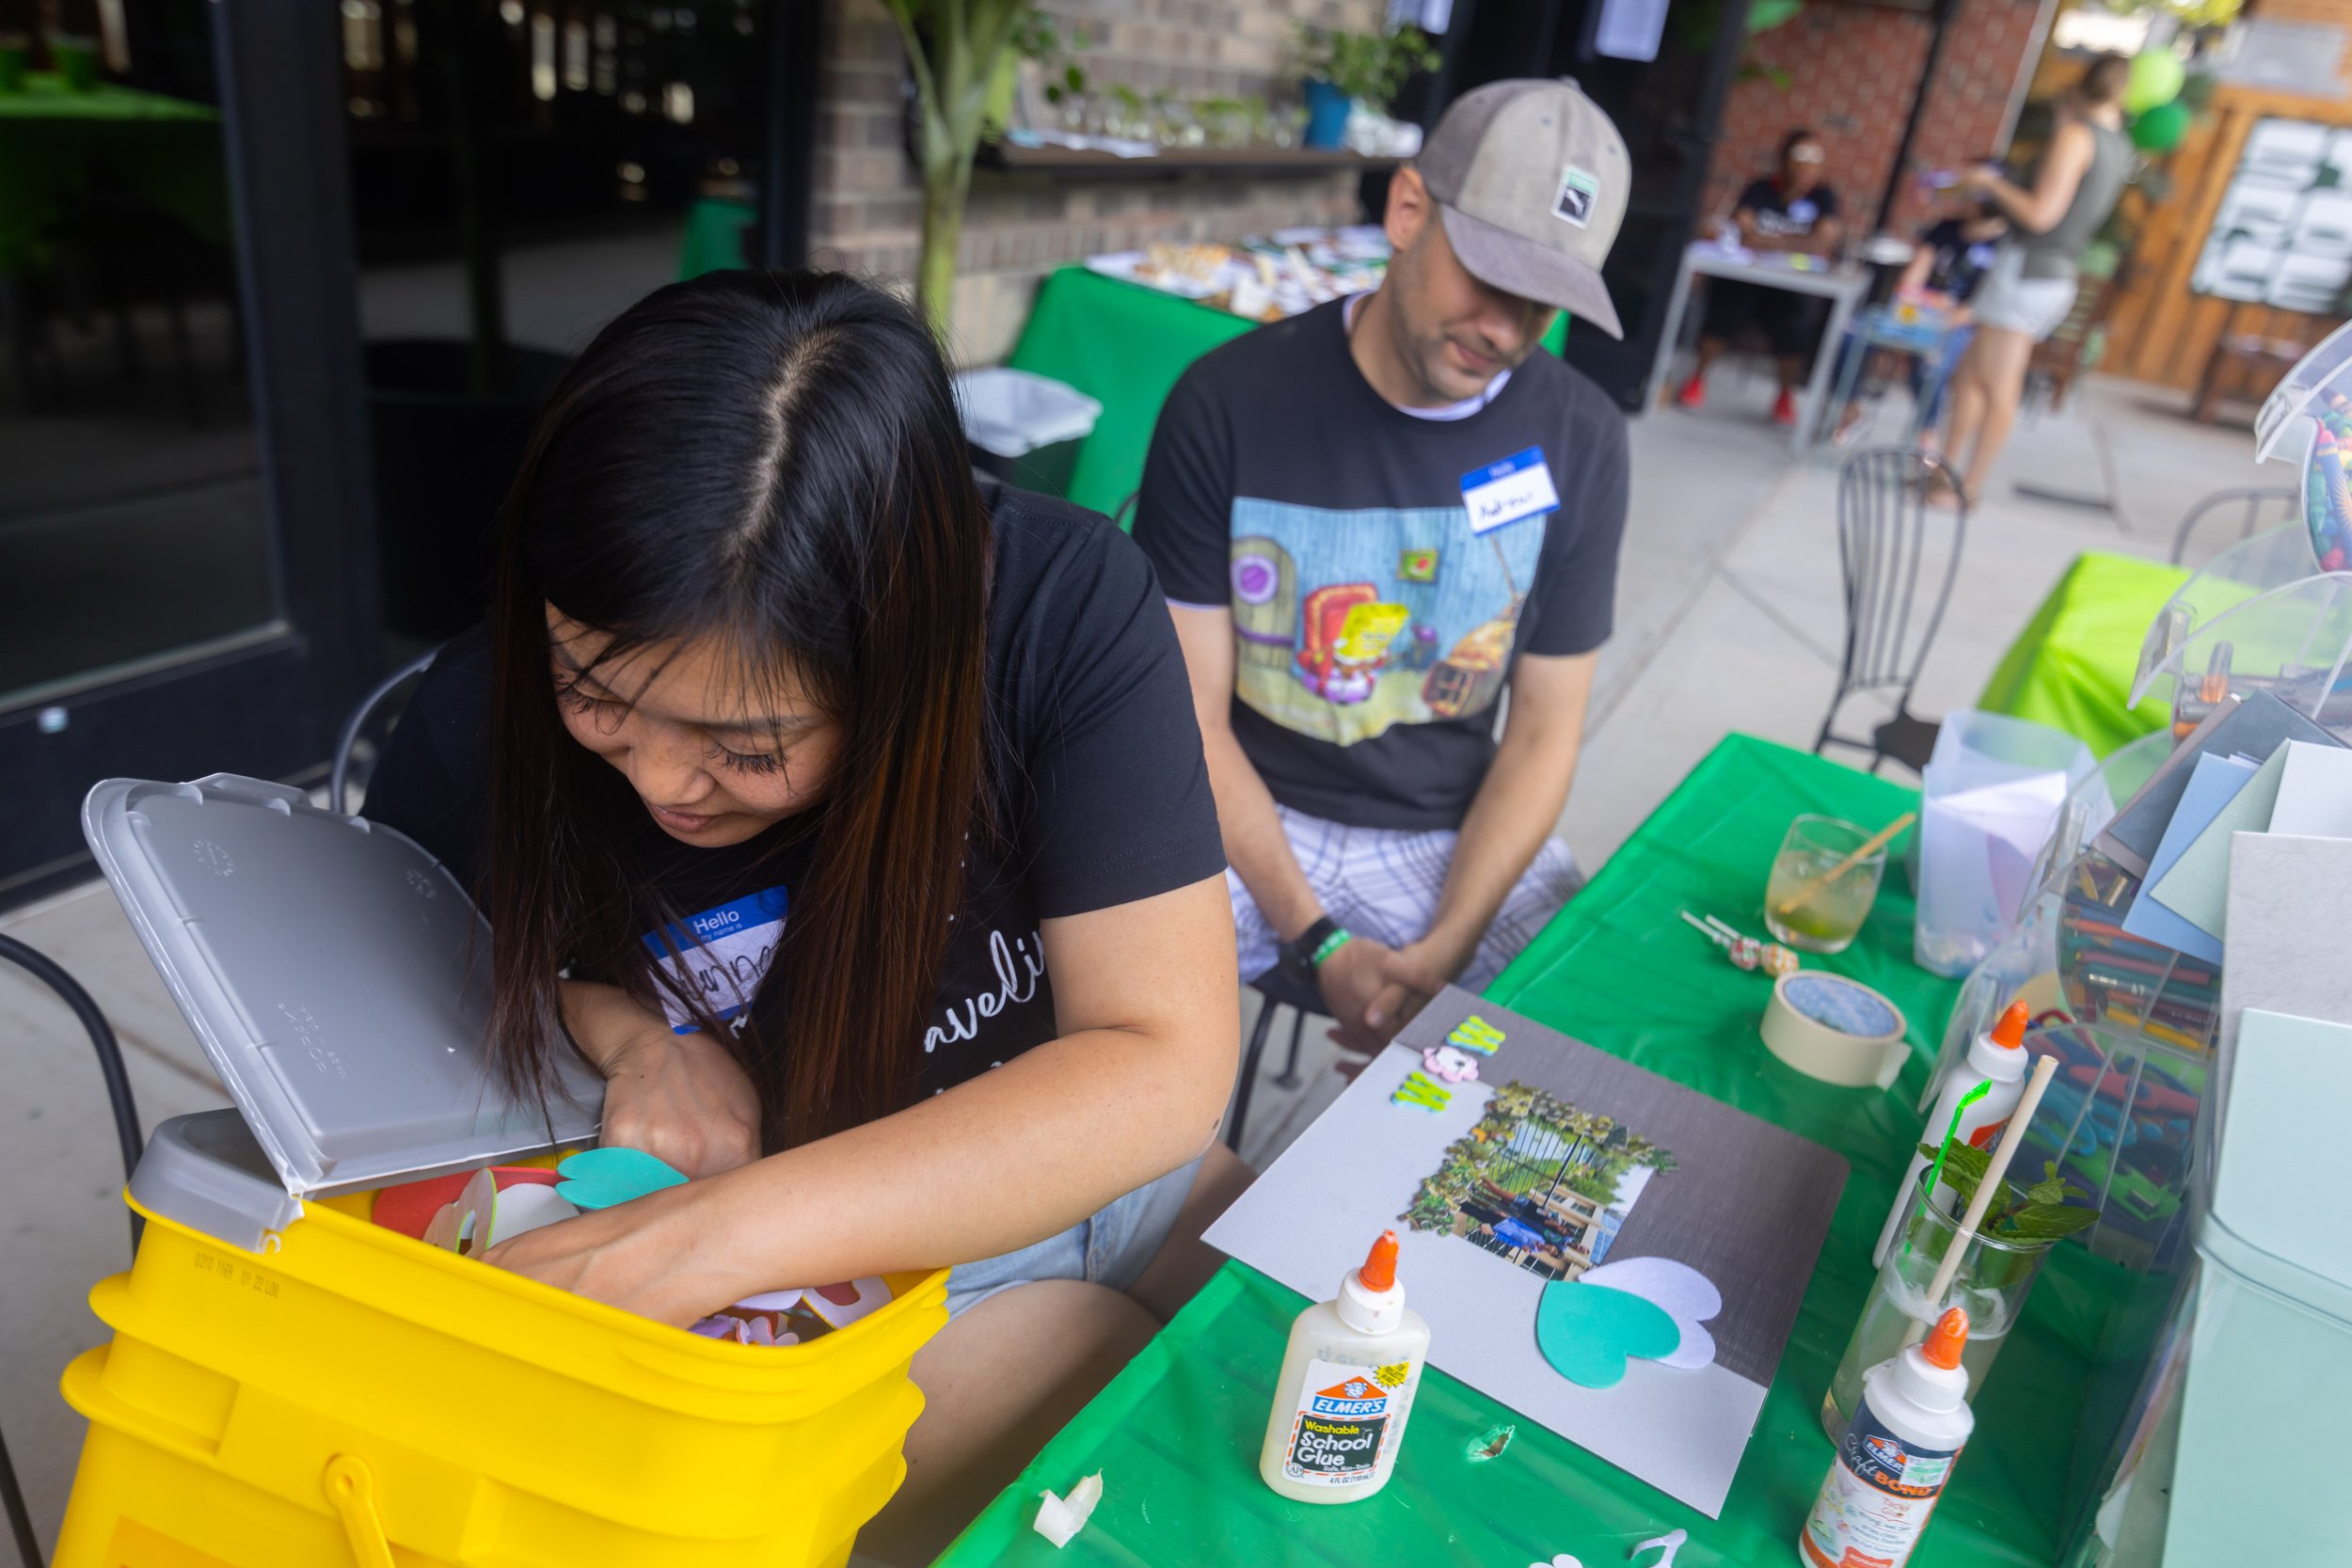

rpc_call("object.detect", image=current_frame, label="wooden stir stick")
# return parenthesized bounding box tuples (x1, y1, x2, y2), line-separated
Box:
(1774, 811, 1915, 918)
(1902, 1053, 2060, 1350)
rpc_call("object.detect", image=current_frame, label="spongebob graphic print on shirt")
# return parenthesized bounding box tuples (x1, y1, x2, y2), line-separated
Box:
(1227, 498, 1546, 748)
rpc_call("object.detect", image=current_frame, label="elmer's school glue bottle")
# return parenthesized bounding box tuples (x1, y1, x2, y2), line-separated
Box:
(1873, 1001, 2030, 1268)
(1260, 1230, 1430, 1503)
(1800, 1308, 1975, 1568)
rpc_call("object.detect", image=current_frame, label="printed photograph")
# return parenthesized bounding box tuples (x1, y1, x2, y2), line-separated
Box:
(1400, 1081, 1677, 1281)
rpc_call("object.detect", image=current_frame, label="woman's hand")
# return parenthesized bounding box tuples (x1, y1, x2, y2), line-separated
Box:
(562, 980, 763, 1179)
(480, 1171, 760, 1327)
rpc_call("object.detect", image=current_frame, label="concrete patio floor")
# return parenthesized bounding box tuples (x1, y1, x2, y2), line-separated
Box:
(0, 368, 2262, 1550)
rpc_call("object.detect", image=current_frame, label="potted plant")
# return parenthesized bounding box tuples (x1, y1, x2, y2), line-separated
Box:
(1294, 23, 1439, 150)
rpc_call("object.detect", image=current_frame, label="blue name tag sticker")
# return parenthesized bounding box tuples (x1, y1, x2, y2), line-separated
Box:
(644, 884, 789, 1033)
(1461, 447, 1560, 535)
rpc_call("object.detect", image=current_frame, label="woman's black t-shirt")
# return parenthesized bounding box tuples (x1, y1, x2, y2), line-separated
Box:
(361, 487, 1228, 1097)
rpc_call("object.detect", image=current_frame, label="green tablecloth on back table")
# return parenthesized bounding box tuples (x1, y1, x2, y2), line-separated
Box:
(0, 73, 225, 276)
(932, 736, 2142, 1568)
(1006, 264, 1570, 522)
(1977, 550, 2188, 756)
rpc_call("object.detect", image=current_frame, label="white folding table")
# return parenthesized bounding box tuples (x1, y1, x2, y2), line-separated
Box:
(1645, 242, 1871, 453)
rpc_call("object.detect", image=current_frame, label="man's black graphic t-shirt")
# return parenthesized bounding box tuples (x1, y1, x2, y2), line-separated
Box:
(1132, 297, 1629, 832)
(363, 488, 1227, 1097)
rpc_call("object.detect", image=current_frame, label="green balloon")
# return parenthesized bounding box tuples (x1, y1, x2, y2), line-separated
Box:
(2132, 99, 2192, 153)
(2125, 50, 2185, 115)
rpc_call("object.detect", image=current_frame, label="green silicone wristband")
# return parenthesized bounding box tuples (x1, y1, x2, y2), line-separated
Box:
(1311, 928, 1354, 968)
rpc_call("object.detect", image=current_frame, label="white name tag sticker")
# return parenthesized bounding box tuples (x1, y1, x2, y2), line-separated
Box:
(1461, 447, 1560, 535)
(644, 885, 789, 1033)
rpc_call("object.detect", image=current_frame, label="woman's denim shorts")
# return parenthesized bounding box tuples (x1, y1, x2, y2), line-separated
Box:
(943, 1156, 1201, 1319)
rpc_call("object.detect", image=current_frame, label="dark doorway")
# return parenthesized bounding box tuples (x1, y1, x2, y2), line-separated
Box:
(1441, 0, 1756, 410)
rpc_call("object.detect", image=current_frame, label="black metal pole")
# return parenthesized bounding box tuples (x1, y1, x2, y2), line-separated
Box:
(759, 0, 821, 269)
(1876, 0, 1963, 234)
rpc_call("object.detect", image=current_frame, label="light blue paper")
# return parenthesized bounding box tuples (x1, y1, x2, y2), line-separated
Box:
(2120, 752, 2258, 963)
(2149, 744, 2290, 940)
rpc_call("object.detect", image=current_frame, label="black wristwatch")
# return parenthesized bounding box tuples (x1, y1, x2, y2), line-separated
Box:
(1285, 915, 1352, 973)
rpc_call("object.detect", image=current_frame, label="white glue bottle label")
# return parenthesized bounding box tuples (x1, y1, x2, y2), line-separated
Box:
(1874, 1001, 2031, 1269)
(1260, 1230, 1431, 1504)
(1801, 1307, 1975, 1568)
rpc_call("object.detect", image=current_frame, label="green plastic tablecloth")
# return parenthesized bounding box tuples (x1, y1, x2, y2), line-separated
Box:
(0, 73, 225, 277)
(677, 194, 755, 280)
(931, 736, 2138, 1568)
(1978, 551, 2188, 757)
(1005, 265, 1570, 522)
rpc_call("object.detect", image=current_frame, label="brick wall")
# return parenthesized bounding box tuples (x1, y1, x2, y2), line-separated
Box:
(1704, 0, 2045, 242)
(813, 0, 1386, 364)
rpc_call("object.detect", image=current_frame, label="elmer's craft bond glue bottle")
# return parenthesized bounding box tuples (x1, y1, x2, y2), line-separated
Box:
(1260, 1230, 1430, 1503)
(1800, 1308, 1975, 1568)
(1873, 1001, 2030, 1268)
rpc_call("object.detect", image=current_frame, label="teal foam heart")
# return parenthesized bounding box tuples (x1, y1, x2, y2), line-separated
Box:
(556, 1147, 688, 1210)
(1535, 1278, 1682, 1389)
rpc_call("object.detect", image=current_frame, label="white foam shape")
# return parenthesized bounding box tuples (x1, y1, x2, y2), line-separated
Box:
(421, 1201, 466, 1252)
(1033, 1471, 1103, 1548)
(1533, 1556, 1584, 1568)
(1631, 1528, 1687, 1566)
(485, 1182, 578, 1247)
(1581, 1257, 1723, 1372)
(453, 1167, 501, 1256)
(798, 1276, 893, 1328)
(728, 1278, 891, 1328)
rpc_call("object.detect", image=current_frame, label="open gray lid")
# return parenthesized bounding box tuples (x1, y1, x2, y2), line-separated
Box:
(83, 774, 603, 1198)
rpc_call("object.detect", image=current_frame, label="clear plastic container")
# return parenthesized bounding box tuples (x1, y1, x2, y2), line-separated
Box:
(1914, 711, 2095, 977)
(1822, 1167, 2055, 1441)
(1765, 814, 1887, 954)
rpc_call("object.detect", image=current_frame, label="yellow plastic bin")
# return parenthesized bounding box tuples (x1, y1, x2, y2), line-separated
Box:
(56, 777, 949, 1566)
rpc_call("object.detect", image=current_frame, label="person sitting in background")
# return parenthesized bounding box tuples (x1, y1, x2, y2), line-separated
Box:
(1677, 129, 1847, 427)
(1936, 54, 2133, 506)
(1829, 197, 2010, 448)
(1135, 79, 1631, 1055)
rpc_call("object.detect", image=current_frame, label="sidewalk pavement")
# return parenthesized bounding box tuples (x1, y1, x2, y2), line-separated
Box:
(0, 369, 2263, 1550)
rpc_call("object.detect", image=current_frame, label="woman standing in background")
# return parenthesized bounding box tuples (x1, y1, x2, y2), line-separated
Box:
(1936, 55, 2134, 506)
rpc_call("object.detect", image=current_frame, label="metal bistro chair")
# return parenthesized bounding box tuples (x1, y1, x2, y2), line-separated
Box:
(2168, 484, 2298, 567)
(1814, 448, 1968, 775)
(1227, 961, 1325, 1155)
(330, 645, 444, 815)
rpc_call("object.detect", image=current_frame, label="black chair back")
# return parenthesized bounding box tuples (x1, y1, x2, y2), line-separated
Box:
(2168, 484, 2298, 566)
(1816, 448, 1968, 773)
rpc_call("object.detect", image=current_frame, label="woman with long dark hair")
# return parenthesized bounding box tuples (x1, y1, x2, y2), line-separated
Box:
(363, 269, 1243, 1556)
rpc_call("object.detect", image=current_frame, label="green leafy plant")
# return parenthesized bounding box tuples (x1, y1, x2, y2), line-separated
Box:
(1915, 1141, 2104, 1243)
(1294, 23, 1440, 114)
(882, 0, 1040, 331)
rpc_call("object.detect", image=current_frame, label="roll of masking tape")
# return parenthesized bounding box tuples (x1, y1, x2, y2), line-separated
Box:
(1761, 971, 1910, 1089)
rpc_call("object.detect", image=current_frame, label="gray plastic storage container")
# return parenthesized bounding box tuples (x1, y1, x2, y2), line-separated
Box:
(83, 774, 603, 1240)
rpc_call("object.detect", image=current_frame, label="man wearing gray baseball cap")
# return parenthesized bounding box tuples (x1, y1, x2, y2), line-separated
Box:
(1135, 79, 1632, 1057)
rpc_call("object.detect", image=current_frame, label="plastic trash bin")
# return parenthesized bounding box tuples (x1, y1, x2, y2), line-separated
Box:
(953, 367, 1102, 502)
(52, 775, 949, 1568)
(1914, 710, 2095, 978)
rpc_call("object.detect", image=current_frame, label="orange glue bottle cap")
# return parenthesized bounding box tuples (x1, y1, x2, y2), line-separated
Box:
(1992, 1001, 2030, 1050)
(1359, 1230, 1399, 1291)
(1925, 1307, 1970, 1370)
